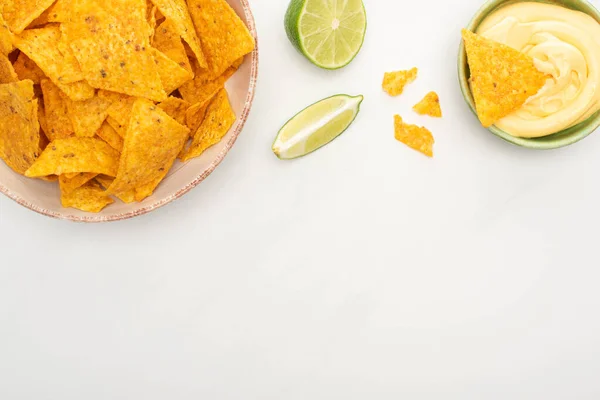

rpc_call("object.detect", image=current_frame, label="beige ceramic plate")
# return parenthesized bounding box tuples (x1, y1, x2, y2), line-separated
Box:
(0, 0, 259, 222)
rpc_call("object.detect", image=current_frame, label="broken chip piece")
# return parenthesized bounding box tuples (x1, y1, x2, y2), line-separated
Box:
(61, 181, 114, 213)
(394, 115, 434, 158)
(382, 68, 418, 97)
(413, 92, 442, 118)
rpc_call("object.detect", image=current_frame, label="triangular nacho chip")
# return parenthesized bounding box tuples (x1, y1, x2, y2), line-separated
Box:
(25, 137, 120, 177)
(180, 88, 235, 162)
(187, 0, 254, 80)
(394, 115, 434, 158)
(61, 4, 166, 101)
(40, 79, 74, 141)
(148, 0, 207, 68)
(158, 96, 190, 126)
(96, 122, 124, 151)
(56, 80, 96, 102)
(0, 80, 41, 174)
(152, 47, 193, 93)
(462, 29, 548, 127)
(152, 19, 193, 74)
(63, 94, 112, 138)
(382, 68, 418, 97)
(59, 172, 98, 195)
(1, 0, 55, 34)
(413, 91, 442, 118)
(107, 98, 189, 194)
(61, 181, 114, 213)
(14, 25, 84, 85)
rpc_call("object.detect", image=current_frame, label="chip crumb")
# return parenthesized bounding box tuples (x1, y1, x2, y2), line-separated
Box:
(394, 115, 434, 158)
(462, 29, 548, 127)
(382, 68, 418, 97)
(413, 91, 442, 118)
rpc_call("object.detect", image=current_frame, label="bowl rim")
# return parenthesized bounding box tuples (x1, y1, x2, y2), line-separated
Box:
(0, 0, 259, 223)
(457, 0, 600, 149)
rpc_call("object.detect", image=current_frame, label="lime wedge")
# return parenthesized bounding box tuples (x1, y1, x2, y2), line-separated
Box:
(273, 94, 364, 160)
(284, 0, 367, 70)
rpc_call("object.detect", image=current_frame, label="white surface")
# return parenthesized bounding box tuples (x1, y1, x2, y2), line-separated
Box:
(2, 0, 600, 398)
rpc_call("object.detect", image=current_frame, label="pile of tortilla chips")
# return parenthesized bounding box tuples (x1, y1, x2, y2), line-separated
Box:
(0, 0, 255, 213)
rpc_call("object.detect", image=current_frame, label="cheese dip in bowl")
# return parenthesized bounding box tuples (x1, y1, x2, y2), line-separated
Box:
(459, 0, 600, 148)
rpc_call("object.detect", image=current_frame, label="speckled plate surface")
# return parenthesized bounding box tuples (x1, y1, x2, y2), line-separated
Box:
(458, 0, 600, 149)
(0, 0, 259, 222)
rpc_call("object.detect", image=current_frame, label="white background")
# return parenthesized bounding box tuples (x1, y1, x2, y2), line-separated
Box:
(2, 0, 600, 398)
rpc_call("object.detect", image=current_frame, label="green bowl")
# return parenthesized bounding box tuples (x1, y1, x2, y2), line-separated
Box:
(458, 0, 600, 149)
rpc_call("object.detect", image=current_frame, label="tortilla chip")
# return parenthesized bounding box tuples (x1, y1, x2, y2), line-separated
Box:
(152, 19, 193, 74)
(1, 0, 56, 34)
(106, 116, 127, 138)
(394, 115, 434, 158)
(0, 80, 41, 174)
(61, 181, 114, 212)
(462, 29, 548, 127)
(382, 68, 418, 97)
(413, 91, 442, 118)
(184, 97, 212, 133)
(37, 99, 49, 137)
(57, 81, 96, 102)
(158, 96, 190, 125)
(152, 47, 193, 93)
(96, 122, 124, 151)
(40, 79, 74, 140)
(0, 13, 13, 55)
(25, 137, 120, 177)
(134, 175, 164, 202)
(180, 88, 235, 162)
(188, 0, 253, 80)
(98, 90, 137, 127)
(149, 0, 207, 68)
(107, 98, 189, 194)
(95, 175, 137, 203)
(13, 53, 45, 84)
(63, 94, 112, 138)
(0, 54, 18, 83)
(61, 4, 167, 101)
(59, 172, 98, 195)
(147, 1, 158, 41)
(14, 25, 84, 85)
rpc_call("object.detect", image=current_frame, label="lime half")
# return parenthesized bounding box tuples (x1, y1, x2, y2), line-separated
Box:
(273, 94, 364, 160)
(284, 0, 367, 70)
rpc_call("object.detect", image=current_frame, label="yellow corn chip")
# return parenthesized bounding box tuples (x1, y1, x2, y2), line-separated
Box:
(61, 181, 114, 213)
(149, 0, 207, 68)
(188, 0, 254, 80)
(413, 91, 442, 118)
(152, 19, 193, 74)
(180, 88, 235, 162)
(106, 116, 127, 138)
(40, 79, 74, 141)
(14, 25, 84, 84)
(1, 0, 55, 34)
(0, 54, 18, 83)
(382, 68, 418, 97)
(147, 1, 158, 41)
(462, 29, 548, 127)
(25, 137, 120, 177)
(44, 0, 70, 23)
(0, 80, 41, 174)
(37, 99, 49, 138)
(179, 55, 241, 105)
(0, 13, 13, 56)
(13, 53, 45, 84)
(96, 122, 124, 151)
(107, 98, 189, 194)
(394, 115, 434, 158)
(158, 96, 190, 126)
(98, 90, 137, 126)
(61, 5, 166, 101)
(152, 47, 192, 93)
(134, 175, 164, 202)
(56, 80, 96, 102)
(95, 175, 137, 203)
(63, 94, 112, 138)
(59, 172, 98, 195)
(184, 96, 213, 133)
